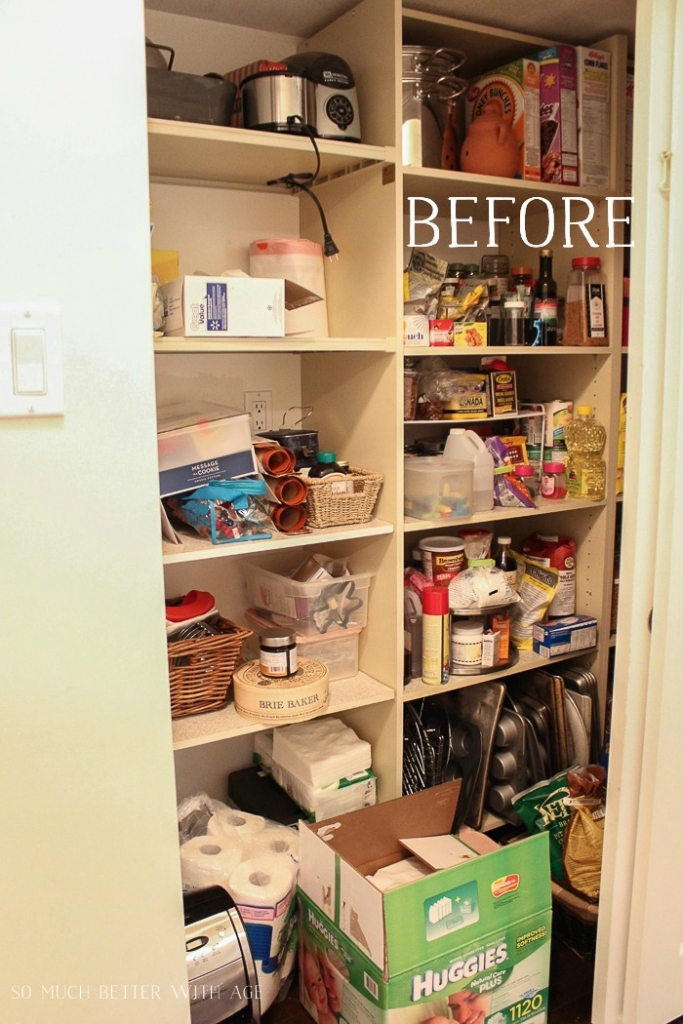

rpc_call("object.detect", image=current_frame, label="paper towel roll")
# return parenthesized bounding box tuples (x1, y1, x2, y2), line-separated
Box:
(179, 835, 243, 892)
(228, 853, 297, 1013)
(207, 809, 266, 841)
(244, 828, 300, 863)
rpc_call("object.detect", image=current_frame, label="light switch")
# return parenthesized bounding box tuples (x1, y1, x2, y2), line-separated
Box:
(11, 328, 47, 395)
(0, 303, 63, 416)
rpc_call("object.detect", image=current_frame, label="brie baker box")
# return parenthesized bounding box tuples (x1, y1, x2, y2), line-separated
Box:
(160, 274, 322, 338)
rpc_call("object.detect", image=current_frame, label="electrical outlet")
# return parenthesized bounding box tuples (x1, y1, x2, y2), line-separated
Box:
(244, 390, 272, 433)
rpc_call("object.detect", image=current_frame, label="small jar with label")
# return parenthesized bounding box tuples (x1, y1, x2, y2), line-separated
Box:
(562, 257, 608, 346)
(259, 627, 298, 678)
(451, 618, 484, 668)
(541, 462, 568, 500)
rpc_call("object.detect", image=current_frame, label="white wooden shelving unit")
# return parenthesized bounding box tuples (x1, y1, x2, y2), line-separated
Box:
(147, 0, 629, 807)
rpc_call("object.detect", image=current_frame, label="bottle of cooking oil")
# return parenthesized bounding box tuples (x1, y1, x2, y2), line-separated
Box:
(564, 405, 607, 500)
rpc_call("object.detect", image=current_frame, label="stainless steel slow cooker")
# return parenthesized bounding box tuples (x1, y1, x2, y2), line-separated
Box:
(241, 70, 316, 134)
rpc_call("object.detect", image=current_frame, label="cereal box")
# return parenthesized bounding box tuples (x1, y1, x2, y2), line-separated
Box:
(535, 45, 579, 185)
(625, 60, 634, 194)
(577, 47, 611, 188)
(465, 58, 541, 180)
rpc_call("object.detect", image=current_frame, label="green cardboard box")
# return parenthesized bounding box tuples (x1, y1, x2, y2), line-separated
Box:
(297, 782, 551, 1023)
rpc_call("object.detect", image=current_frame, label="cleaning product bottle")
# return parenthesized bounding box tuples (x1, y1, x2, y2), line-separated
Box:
(564, 405, 607, 501)
(442, 428, 494, 512)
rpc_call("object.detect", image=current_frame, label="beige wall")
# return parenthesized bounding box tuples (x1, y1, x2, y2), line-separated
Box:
(0, 2, 189, 1021)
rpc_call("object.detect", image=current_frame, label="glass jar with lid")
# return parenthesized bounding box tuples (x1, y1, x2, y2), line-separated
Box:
(481, 254, 510, 301)
(562, 257, 608, 346)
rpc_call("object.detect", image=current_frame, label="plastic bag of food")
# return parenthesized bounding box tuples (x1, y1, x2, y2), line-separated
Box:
(522, 532, 576, 616)
(512, 770, 572, 881)
(448, 563, 519, 610)
(485, 436, 536, 508)
(509, 553, 559, 649)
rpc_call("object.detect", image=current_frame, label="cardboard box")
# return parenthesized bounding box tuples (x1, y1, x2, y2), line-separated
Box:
(297, 784, 552, 1024)
(157, 402, 257, 497)
(535, 45, 579, 185)
(160, 275, 322, 338)
(532, 614, 598, 657)
(465, 59, 541, 180)
(403, 314, 430, 346)
(625, 60, 634, 194)
(488, 368, 518, 415)
(577, 47, 611, 188)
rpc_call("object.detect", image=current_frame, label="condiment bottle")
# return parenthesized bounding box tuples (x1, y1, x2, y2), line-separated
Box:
(533, 248, 558, 346)
(450, 618, 484, 669)
(493, 536, 517, 589)
(562, 257, 608, 346)
(541, 461, 567, 499)
(422, 586, 450, 684)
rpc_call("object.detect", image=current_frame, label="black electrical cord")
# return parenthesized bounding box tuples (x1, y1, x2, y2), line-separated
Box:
(266, 116, 340, 258)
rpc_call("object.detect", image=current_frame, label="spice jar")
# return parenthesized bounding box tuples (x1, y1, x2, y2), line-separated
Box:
(563, 257, 608, 346)
(541, 462, 567, 500)
(259, 627, 298, 678)
(481, 254, 510, 301)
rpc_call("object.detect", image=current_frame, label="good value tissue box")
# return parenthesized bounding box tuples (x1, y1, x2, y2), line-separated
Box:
(297, 783, 552, 1024)
(160, 275, 322, 338)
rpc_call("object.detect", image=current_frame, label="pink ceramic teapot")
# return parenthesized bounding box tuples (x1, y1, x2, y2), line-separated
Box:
(460, 102, 519, 178)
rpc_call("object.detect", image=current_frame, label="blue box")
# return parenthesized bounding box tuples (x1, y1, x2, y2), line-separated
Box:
(532, 615, 598, 657)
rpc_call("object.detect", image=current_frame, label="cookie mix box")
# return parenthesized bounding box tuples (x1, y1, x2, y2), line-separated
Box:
(535, 45, 579, 185)
(465, 59, 541, 180)
(297, 783, 552, 1024)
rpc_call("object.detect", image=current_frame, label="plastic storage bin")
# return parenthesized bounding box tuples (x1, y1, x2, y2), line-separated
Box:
(244, 564, 373, 636)
(404, 456, 473, 520)
(245, 608, 361, 680)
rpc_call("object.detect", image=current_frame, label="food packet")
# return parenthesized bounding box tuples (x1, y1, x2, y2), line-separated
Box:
(512, 770, 572, 881)
(562, 800, 605, 901)
(486, 436, 536, 508)
(509, 553, 559, 649)
(448, 563, 520, 610)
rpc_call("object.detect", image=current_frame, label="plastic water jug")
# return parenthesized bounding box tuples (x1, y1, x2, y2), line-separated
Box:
(442, 428, 494, 512)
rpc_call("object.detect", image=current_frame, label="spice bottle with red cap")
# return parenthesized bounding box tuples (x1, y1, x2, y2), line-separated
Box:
(563, 257, 608, 346)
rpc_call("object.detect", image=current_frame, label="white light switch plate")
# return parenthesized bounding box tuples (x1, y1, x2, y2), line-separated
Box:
(0, 303, 64, 416)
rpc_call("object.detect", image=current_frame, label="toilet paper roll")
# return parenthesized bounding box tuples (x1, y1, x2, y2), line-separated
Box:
(207, 809, 266, 841)
(179, 835, 243, 892)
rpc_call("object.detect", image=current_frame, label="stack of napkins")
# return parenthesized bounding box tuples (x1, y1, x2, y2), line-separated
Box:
(255, 723, 375, 821)
(272, 718, 372, 788)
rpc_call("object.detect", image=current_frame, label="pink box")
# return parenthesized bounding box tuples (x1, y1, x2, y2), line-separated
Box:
(535, 45, 579, 185)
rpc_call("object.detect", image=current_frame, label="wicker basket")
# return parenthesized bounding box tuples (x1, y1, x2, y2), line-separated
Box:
(167, 616, 252, 719)
(305, 467, 383, 529)
(551, 880, 599, 959)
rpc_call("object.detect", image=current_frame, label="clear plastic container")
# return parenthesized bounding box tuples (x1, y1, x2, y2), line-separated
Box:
(564, 405, 607, 500)
(244, 564, 374, 635)
(503, 299, 526, 346)
(404, 456, 473, 520)
(562, 257, 608, 347)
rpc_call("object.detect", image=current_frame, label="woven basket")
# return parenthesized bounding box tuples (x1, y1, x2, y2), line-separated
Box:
(167, 616, 252, 719)
(551, 881, 598, 959)
(305, 467, 383, 529)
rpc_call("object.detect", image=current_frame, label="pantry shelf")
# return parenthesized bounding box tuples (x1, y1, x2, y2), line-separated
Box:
(403, 646, 598, 702)
(154, 336, 396, 354)
(403, 346, 613, 358)
(162, 518, 394, 564)
(172, 671, 394, 750)
(403, 166, 608, 212)
(403, 497, 606, 532)
(148, 119, 395, 189)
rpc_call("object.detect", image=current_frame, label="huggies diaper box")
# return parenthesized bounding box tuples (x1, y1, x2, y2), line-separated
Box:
(297, 783, 551, 1024)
